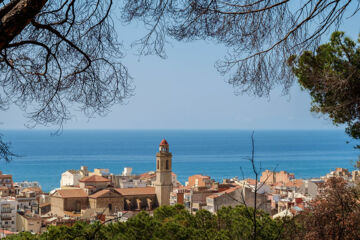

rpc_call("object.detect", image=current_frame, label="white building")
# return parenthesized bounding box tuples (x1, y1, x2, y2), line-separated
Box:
(60, 170, 83, 187)
(14, 181, 41, 191)
(0, 197, 17, 232)
(122, 167, 133, 176)
(60, 166, 90, 188)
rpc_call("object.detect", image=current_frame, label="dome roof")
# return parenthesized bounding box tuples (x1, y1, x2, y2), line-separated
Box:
(159, 139, 169, 146)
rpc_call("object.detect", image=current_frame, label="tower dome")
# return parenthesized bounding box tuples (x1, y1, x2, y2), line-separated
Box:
(160, 139, 169, 146)
(159, 139, 169, 152)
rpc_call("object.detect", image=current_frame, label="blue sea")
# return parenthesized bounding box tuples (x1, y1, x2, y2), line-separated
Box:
(0, 130, 358, 192)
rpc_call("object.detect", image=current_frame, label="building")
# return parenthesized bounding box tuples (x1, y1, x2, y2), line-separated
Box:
(260, 170, 295, 184)
(50, 188, 88, 217)
(16, 190, 39, 213)
(0, 171, 14, 196)
(116, 187, 156, 210)
(205, 186, 270, 214)
(79, 175, 111, 194)
(14, 181, 41, 192)
(16, 211, 42, 233)
(0, 197, 17, 232)
(60, 166, 89, 187)
(155, 139, 173, 206)
(89, 168, 110, 177)
(187, 175, 212, 188)
(88, 188, 123, 214)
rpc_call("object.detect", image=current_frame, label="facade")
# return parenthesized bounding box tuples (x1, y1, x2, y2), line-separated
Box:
(79, 175, 111, 194)
(0, 197, 17, 232)
(50, 189, 88, 217)
(155, 139, 173, 206)
(60, 166, 89, 187)
(260, 170, 295, 184)
(88, 189, 123, 214)
(116, 187, 157, 210)
(15, 181, 41, 192)
(16, 212, 42, 233)
(0, 171, 14, 197)
(60, 170, 83, 187)
(187, 175, 212, 188)
(205, 186, 270, 214)
(16, 190, 38, 213)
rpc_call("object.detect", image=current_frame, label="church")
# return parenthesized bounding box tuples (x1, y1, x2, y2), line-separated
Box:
(50, 139, 173, 216)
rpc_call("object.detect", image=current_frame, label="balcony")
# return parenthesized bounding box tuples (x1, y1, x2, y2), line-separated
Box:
(1, 209, 13, 213)
(1, 216, 12, 220)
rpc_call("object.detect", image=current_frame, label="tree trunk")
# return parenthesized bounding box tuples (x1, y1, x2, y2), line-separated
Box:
(0, 0, 47, 51)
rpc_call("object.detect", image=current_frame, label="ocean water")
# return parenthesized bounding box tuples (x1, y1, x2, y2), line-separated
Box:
(0, 130, 358, 192)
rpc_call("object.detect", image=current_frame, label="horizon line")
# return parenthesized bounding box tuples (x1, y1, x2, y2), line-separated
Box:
(0, 128, 343, 131)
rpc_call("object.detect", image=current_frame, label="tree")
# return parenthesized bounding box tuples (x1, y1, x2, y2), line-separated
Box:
(121, 0, 359, 97)
(289, 32, 360, 146)
(5, 205, 284, 239)
(290, 177, 360, 240)
(0, 0, 133, 160)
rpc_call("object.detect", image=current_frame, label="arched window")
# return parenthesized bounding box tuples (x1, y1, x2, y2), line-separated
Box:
(166, 160, 169, 170)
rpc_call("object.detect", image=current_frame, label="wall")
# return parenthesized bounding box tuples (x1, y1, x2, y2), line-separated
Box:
(16, 213, 41, 233)
(89, 197, 124, 214)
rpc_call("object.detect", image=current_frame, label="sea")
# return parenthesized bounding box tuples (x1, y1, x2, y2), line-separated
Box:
(0, 130, 358, 192)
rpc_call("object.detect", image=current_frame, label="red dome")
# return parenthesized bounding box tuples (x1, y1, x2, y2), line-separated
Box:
(159, 139, 169, 146)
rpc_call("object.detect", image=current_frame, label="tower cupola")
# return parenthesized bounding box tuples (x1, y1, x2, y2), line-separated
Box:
(159, 139, 169, 152)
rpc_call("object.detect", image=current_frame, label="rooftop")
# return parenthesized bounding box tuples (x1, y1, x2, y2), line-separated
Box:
(160, 139, 169, 146)
(54, 189, 88, 198)
(89, 189, 121, 198)
(80, 175, 110, 183)
(115, 187, 155, 196)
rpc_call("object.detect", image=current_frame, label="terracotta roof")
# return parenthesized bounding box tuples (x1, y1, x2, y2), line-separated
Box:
(0, 229, 15, 235)
(115, 187, 155, 196)
(55, 189, 88, 198)
(207, 186, 241, 199)
(22, 187, 42, 193)
(245, 178, 258, 185)
(285, 179, 304, 188)
(89, 189, 121, 199)
(0, 175, 12, 179)
(222, 186, 241, 194)
(189, 174, 210, 179)
(139, 172, 156, 180)
(80, 175, 110, 183)
(160, 139, 169, 146)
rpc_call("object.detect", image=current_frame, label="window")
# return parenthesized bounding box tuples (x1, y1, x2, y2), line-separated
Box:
(166, 160, 169, 170)
(157, 160, 159, 170)
(108, 203, 112, 211)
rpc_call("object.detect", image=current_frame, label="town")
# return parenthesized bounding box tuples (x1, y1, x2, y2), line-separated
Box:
(0, 139, 358, 237)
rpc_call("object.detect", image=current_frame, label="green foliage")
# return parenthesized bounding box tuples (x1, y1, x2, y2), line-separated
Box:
(5, 205, 283, 240)
(289, 31, 360, 147)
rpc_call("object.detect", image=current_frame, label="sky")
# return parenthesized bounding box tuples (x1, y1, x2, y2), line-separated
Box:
(1, 4, 360, 130)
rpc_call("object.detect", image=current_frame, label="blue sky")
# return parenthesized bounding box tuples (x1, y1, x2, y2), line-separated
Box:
(2, 6, 360, 130)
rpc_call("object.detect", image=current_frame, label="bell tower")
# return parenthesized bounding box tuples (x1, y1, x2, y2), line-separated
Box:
(155, 139, 173, 206)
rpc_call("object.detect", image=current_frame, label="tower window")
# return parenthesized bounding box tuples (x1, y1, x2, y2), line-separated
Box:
(166, 160, 169, 170)
(157, 160, 159, 170)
